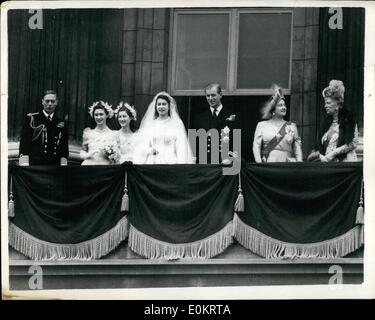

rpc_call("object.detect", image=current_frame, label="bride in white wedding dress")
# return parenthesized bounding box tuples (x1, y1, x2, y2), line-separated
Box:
(133, 92, 194, 164)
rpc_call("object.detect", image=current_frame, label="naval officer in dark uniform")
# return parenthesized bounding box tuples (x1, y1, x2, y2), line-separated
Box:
(191, 83, 241, 164)
(19, 90, 69, 166)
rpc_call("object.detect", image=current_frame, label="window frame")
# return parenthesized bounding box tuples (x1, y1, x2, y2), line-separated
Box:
(169, 8, 294, 96)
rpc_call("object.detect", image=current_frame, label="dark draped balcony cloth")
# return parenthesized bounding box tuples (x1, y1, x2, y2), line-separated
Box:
(8, 164, 129, 260)
(127, 165, 237, 259)
(234, 162, 364, 259)
(8, 163, 364, 261)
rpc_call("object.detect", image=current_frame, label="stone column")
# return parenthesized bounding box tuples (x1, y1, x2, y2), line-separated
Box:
(290, 8, 320, 158)
(121, 8, 170, 121)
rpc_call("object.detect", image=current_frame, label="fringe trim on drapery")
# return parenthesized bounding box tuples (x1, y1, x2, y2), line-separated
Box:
(234, 173, 244, 212)
(121, 171, 129, 212)
(356, 178, 364, 225)
(233, 213, 364, 259)
(9, 216, 129, 261)
(128, 221, 234, 260)
(8, 176, 15, 218)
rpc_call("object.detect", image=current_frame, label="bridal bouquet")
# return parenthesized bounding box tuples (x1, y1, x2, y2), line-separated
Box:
(103, 144, 120, 164)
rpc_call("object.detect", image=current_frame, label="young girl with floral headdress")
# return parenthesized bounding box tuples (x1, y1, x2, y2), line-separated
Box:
(80, 101, 120, 165)
(114, 102, 138, 163)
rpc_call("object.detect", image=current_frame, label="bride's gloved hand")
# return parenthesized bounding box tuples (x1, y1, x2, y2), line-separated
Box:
(80, 150, 98, 160)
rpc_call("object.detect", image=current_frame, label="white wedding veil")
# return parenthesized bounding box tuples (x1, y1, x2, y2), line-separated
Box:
(133, 91, 194, 164)
(138, 92, 179, 129)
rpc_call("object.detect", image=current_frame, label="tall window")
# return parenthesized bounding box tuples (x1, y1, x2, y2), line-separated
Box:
(170, 9, 293, 95)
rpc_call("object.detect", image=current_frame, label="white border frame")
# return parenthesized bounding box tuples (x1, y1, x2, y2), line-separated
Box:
(1, 0, 374, 301)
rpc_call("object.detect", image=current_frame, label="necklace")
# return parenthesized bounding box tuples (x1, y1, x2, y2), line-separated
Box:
(95, 126, 108, 132)
(120, 128, 133, 135)
(120, 130, 134, 141)
(156, 116, 170, 122)
(270, 118, 285, 127)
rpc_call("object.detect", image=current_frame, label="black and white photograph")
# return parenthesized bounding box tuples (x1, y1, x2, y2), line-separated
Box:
(1, 0, 374, 300)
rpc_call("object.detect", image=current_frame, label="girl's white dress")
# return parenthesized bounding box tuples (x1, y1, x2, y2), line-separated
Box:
(81, 127, 119, 165)
(117, 130, 138, 163)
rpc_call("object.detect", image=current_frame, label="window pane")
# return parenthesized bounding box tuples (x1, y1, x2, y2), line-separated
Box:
(237, 13, 292, 89)
(175, 14, 229, 90)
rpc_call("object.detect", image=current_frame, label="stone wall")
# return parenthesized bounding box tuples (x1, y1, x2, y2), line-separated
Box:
(290, 8, 320, 158)
(121, 8, 170, 121)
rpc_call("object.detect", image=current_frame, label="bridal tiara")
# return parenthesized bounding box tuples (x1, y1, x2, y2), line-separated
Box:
(88, 101, 114, 118)
(114, 102, 137, 121)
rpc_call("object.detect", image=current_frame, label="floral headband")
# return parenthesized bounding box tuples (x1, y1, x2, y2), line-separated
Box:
(114, 102, 137, 121)
(88, 101, 114, 118)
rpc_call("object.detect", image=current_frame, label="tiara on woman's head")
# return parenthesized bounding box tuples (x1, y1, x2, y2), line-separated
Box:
(261, 84, 285, 119)
(114, 102, 137, 121)
(155, 91, 176, 105)
(271, 84, 284, 103)
(88, 101, 114, 118)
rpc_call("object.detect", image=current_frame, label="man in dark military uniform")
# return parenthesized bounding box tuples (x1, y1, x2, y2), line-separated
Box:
(191, 83, 241, 164)
(19, 90, 69, 165)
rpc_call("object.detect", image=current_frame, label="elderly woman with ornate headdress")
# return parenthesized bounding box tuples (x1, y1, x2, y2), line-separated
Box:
(307, 80, 358, 162)
(114, 101, 138, 163)
(253, 85, 303, 163)
(80, 101, 120, 165)
(133, 92, 194, 164)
